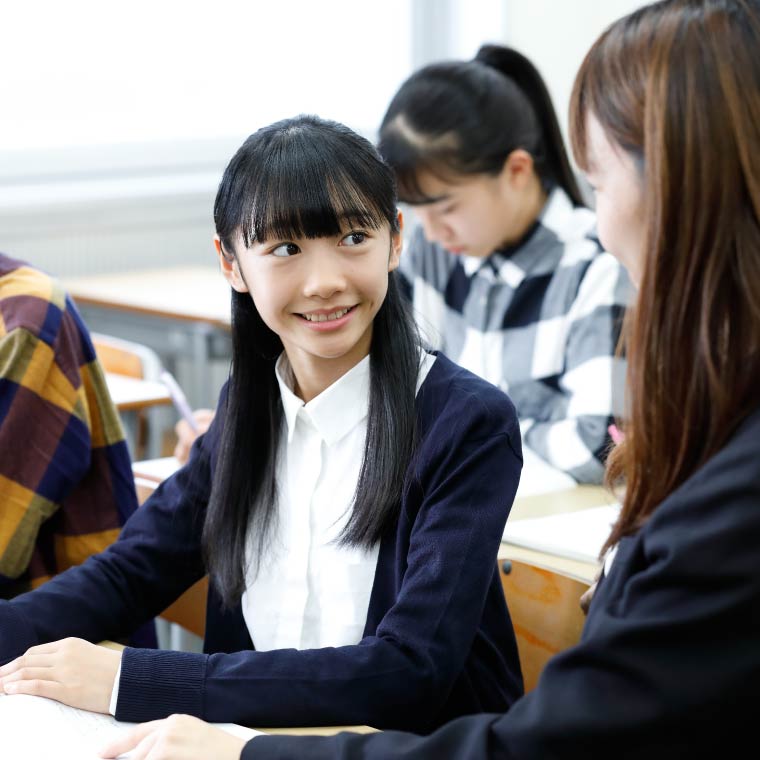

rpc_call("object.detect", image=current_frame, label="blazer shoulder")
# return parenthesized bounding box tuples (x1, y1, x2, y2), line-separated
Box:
(627, 406, 760, 585)
(651, 406, 760, 522)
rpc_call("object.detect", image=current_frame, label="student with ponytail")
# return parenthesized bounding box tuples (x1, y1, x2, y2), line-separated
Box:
(379, 44, 630, 484)
(106, 0, 760, 756)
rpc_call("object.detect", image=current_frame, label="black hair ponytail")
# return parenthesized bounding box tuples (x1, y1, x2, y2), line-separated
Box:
(474, 45, 583, 206)
(379, 43, 584, 207)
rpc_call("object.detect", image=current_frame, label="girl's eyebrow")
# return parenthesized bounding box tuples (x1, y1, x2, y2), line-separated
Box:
(414, 193, 451, 207)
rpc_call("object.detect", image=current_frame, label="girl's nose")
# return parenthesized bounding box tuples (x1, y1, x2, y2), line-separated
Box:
(302, 251, 347, 299)
(417, 210, 447, 246)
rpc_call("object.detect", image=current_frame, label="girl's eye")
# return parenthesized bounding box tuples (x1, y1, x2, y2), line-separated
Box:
(271, 242, 300, 257)
(340, 231, 367, 247)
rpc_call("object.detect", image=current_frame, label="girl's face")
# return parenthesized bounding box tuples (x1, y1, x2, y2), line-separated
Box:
(583, 113, 645, 286)
(408, 150, 544, 258)
(218, 216, 402, 388)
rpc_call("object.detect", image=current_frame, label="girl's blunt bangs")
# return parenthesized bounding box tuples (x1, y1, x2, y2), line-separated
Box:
(216, 116, 400, 248)
(241, 168, 392, 246)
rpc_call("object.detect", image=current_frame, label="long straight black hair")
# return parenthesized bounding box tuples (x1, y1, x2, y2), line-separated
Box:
(203, 115, 421, 607)
(378, 44, 584, 207)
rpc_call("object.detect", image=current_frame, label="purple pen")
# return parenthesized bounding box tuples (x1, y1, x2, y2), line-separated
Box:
(160, 370, 199, 433)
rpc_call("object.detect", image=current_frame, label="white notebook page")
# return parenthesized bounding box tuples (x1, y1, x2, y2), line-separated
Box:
(0, 693, 259, 760)
(503, 504, 621, 563)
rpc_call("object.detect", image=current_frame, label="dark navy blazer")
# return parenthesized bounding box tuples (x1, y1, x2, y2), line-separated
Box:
(247, 405, 760, 758)
(0, 353, 524, 732)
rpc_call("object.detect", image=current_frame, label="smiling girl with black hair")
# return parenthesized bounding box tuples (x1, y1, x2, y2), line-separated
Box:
(0, 115, 523, 733)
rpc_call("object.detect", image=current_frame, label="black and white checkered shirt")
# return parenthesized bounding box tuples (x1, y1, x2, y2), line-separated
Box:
(400, 188, 631, 483)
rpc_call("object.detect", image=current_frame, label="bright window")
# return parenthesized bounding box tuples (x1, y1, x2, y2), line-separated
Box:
(0, 0, 412, 150)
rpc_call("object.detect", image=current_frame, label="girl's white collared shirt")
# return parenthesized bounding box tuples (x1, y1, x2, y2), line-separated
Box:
(241, 351, 435, 652)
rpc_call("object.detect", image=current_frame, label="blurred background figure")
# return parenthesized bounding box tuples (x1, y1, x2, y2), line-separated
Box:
(379, 43, 630, 484)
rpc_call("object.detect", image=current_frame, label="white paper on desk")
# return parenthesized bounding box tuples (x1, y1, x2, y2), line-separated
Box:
(515, 447, 577, 498)
(503, 504, 621, 563)
(0, 693, 260, 759)
(131, 456, 181, 483)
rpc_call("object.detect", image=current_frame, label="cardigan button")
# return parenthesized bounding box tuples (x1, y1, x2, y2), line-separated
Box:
(501, 560, 512, 575)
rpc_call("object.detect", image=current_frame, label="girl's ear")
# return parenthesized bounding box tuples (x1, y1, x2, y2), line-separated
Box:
(502, 149, 535, 190)
(388, 210, 404, 273)
(215, 236, 249, 293)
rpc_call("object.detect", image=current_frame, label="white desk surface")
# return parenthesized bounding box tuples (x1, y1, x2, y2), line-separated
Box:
(132, 455, 181, 483)
(499, 485, 611, 585)
(105, 373, 172, 412)
(63, 266, 231, 328)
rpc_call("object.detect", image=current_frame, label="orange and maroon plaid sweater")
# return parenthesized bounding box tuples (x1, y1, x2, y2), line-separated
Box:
(0, 253, 138, 598)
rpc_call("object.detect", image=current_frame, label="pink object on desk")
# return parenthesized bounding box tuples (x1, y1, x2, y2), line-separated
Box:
(608, 424, 624, 445)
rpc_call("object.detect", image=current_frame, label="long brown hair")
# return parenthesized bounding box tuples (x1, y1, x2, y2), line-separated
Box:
(570, 0, 760, 552)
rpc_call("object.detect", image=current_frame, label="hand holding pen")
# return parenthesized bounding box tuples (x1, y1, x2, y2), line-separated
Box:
(160, 371, 215, 463)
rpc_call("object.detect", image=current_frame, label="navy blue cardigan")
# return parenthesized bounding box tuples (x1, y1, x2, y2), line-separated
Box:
(0, 353, 524, 732)
(246, 405, 760, 758)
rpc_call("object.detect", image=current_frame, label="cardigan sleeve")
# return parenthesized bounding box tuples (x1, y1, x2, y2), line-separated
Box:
(112, 389, 522, 729)
(0, 387, 223, 665)
(245, 408, 760, 759)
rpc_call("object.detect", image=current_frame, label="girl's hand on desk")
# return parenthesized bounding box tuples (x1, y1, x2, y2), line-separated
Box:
(0, 637, 120, 714)
(99, 714, 246, 760)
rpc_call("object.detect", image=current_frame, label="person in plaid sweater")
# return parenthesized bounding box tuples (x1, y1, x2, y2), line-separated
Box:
(0, 253, 138, 598)
(379, 45, 632, 484)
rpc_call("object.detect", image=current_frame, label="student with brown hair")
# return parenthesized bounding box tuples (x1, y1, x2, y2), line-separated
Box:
(99, 0, 760, 756)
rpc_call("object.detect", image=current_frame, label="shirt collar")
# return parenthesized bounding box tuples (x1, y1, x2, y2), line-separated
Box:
(275, 353, 371, 446)
(461, 253, 486, 277)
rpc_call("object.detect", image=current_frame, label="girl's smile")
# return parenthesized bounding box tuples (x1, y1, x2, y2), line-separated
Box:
(297, 304, 357, 330)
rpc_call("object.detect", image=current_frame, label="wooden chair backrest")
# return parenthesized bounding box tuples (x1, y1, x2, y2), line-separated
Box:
(500, 559, 589, 692)
(92, 335, 144, 378)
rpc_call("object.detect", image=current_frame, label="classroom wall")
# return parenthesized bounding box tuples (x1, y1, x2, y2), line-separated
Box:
(0, 1, 647, 278)
(0, 139, 228, 278)
(412, 0, 647, 143)
(500, 0, 647, 141)
(0, 1, 413, 278)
